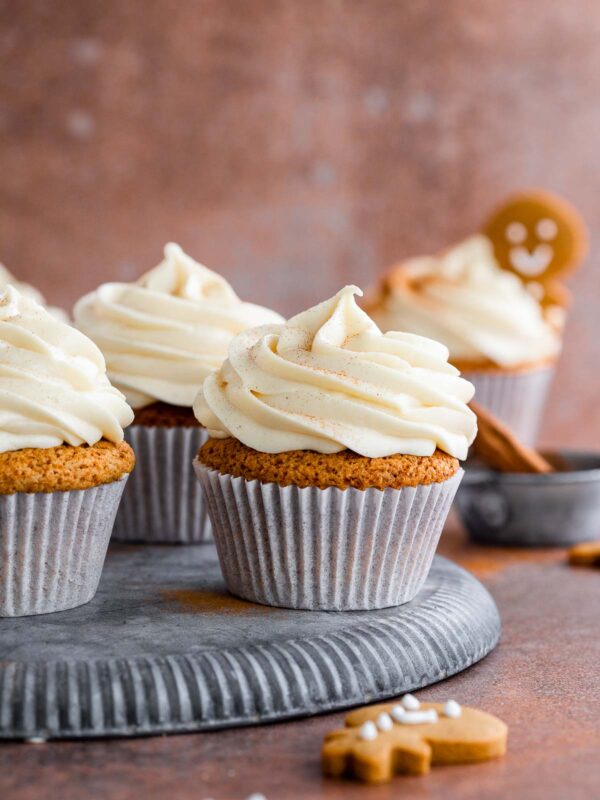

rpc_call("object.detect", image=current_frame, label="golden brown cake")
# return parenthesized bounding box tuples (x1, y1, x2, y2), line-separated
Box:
(0, 440, 135, 495)
(198, 437, 459, 491)
(133, 402, 202, 428)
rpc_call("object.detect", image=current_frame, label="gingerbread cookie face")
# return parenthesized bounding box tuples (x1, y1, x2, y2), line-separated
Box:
(322, 695, 507, 784)
(483, 190, 587, 295)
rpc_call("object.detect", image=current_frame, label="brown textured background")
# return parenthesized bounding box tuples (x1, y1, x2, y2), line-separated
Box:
(0, 0, 599, 445)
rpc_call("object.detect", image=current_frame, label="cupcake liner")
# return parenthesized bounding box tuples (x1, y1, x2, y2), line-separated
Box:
(0, 478, 127, 618)
(463, 365, 555, 446)
(194, 462, 463, 611)
(112, 426, 211, 543)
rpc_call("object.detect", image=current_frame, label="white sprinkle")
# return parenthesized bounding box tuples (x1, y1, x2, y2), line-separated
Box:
(359, 721, 378, 741)
(401, 693, 420, 710)
(26, 737, 46, 744)
(376, 712, 393, 732)
(246, 794, 267, 800)
(395, 709, 438, 725)
(443, 699, 462, 719)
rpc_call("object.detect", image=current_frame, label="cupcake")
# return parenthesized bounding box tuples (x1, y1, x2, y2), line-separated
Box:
(366, 235, 562, 445)
(0, 286, 134, 617)
(193, 285, 476, 611)
(0, 262, 69, 321)
(74, 243, 283, 543)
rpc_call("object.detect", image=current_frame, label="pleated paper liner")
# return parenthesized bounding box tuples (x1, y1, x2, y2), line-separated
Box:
(112, 426, 211, 543)
(463, 365, 554, 446)
(0, 477, 127, 617)
(195, 461, 463, 611)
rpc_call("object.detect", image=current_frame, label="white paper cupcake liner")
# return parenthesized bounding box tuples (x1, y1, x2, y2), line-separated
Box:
(112, 426, 211, 543)
(0, 477, 127, 618)
(194, 462, 463, 611)
(463, 365, 555, 446)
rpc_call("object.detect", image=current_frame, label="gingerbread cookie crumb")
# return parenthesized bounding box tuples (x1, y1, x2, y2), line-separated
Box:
(568, 541, 600, 568)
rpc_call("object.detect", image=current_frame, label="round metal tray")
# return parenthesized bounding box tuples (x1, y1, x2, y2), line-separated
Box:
(0, 544, 500, 740)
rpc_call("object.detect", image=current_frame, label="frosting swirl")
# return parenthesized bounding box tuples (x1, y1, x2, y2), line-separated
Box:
(0, 263, 68, 322)
(194, 286, 476, 460)
(74, 243, 284, 409)
(368, 235, 562, 368)
(0, 286, 133, 453)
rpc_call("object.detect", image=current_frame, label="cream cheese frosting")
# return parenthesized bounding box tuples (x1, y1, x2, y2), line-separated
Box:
(368, 235, 562, 368)
(194, 285, 477, 460)
(73, 243, 284, 409)
(0, 263, 69, 322)
(0, 286, 133, 453)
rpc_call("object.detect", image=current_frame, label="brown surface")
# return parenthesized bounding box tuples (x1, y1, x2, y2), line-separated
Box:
(0, 440, 134, 494)
(0, 1, 599, 450)
(133, 401, 202, 428)
(1, 516, 599, 800)
(470, 401, 554, 473)
(198, 436, 460, 489)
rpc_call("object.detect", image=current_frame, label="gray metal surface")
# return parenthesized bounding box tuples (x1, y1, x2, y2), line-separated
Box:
(457, 450, 600, 546)
(0, 544, 501, 740)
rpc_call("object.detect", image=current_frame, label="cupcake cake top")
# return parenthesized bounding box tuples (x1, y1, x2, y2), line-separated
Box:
(0, 286, 133, 453)
(74, 243, 284, 409)
(194, 285, 477, 460)
(367, 235, 562, 369)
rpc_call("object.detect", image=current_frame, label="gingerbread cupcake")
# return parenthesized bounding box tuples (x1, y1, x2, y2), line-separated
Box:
(194, 286, 476, 610)
(0, 286, 134, 617)
(367, 234, 562, 445)
(367, 191, 587, 445)
(74, 243, 283, 543)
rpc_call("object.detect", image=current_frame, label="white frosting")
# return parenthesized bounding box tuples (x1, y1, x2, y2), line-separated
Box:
(74, 244, 284, 409)
(401, 693, 420, 710)
(195, 286, 477, 460)
(0, 263, 68, 322)
(359, 721, 378, 741)
(370, 235, 561, 368)
(0, 286, 133, 453)
(376, 712, 393, 732)
(443, 700, 462, 719)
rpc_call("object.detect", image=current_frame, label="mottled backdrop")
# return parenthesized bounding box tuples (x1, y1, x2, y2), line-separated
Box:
(1, 0, 599, 445)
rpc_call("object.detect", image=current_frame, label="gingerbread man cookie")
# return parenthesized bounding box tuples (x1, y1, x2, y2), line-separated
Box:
(483, 189, 587, 306)
(322, 695, 507, 783)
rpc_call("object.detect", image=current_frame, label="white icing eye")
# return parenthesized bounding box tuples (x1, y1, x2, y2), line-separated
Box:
(536, 218, 558, 241)
(505, 222, 527, 244)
